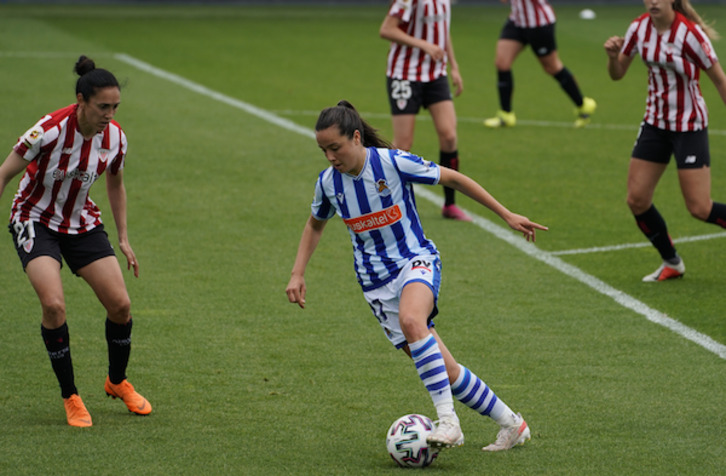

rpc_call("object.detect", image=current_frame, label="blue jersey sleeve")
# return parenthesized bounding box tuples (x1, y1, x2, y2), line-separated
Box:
(311, 169, 337, 220)
(390, 149, 440, 185)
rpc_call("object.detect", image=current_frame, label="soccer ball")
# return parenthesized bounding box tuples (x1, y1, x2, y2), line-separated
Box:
(385, 414, 439, 468)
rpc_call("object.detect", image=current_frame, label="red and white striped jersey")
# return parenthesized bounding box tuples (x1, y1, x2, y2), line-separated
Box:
(10, 103, 127, 234)
(622, 12, 718, 132)
(385, 0, 451, 82)
(508, 0, 556, 29)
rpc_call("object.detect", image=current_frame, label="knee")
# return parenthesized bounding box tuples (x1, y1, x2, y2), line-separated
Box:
(40, 298, 66, 327)
(438, 132, 457, 152)
(626, 194, 650, 216)
(106, 296, 132, 324)
(687, 201, 712, 221)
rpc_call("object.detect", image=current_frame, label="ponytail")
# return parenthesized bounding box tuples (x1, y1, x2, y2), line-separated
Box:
(674, 0, 719, 40)
(74, 55, 120, 100)
(315, 100, 391, 149)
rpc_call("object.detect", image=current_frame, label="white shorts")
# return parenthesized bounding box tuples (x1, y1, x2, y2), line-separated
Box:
(363, 255, 442, 349)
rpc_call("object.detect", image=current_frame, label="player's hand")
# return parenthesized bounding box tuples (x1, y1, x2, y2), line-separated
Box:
(286, 274, 307, 309)
(119, 241, 139, 278)
(450, 69, 463, 97)
(423, 43, 445, 62)
(505, 214, 548, 242)
(604, 36, 624, 58)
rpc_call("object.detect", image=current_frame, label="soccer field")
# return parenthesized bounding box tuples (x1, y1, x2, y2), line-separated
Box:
(0, 4, 724, 475)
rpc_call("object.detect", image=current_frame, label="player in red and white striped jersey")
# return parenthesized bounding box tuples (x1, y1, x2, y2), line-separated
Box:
(0, 56, 151, 426)
(605, 0, 726, 282)
(380, 0, 471, 221)
(484, 0, 596, 129)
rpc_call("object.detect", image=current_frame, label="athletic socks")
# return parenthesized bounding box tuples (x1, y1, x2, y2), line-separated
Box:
(409, 335, 456, 420)
(439, 150, 459, 206)
(451, 364, 517, 427)
(496, 70, 514, 112)
(635, 205, 678, 261)
(41, 323, 77, 399)
(706, 202, 726, 228)
(106, 318, 133, 385)
(553, 67, 584, 107)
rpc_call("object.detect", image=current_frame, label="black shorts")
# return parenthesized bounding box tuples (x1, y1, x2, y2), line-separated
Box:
(500, 19, 557, 57)
(8, 221, 116, 275)
(631, 122, 710, 169)
(386, 75, 452, 115)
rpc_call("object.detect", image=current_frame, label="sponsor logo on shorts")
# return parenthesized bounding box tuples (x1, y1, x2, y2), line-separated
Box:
(343, 205, 402, 234)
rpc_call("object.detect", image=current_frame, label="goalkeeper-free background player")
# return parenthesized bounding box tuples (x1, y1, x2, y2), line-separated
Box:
(0, 55, 151, 427)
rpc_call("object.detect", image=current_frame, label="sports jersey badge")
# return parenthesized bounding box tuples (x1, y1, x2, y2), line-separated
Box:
(396, 99, 408, 111)
(22, 128, 43, 148)
(377, 179, 392, 197)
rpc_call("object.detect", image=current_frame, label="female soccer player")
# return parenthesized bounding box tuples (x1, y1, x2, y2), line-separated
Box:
(0, 56, 151, 427)
(286, 100, 546, 451)
(604, 0, 726, 281)
(483, 0, 596, 128)
(380, 0, 470, 221)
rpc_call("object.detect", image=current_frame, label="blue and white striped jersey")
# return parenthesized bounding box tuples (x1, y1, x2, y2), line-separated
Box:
(312, 147, 440, 291)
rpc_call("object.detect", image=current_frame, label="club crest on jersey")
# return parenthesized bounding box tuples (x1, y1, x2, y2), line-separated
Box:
(396, 99, 408, 110)
(98, 149, 111, 163)
(376, 179, 392, 197)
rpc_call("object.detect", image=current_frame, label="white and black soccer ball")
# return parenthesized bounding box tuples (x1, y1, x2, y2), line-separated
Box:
(385, 414, 440, 468)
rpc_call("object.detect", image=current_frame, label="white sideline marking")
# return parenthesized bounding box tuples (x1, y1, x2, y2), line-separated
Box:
(552, 231, 726, 256)
(114, 53, 726, 360)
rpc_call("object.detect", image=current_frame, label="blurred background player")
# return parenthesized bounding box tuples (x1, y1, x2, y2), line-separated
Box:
(0, 56, 151, 426)
(604, 0, 726, 281)
(380, 0, 471, 221)
(484, 0, 596, 128)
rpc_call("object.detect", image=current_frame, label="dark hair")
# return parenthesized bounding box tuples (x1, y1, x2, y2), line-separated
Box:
(74, 55, 120, 101)
(315, 100, 391, 148)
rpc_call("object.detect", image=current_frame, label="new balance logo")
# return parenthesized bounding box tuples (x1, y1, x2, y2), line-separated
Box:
(685, 155, 697, 164)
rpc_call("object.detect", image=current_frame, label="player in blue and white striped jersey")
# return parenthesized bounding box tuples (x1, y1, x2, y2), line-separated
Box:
(286, 100, 546, 452)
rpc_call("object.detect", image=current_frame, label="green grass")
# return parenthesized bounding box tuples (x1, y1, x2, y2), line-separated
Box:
(0, 4, 724, 475)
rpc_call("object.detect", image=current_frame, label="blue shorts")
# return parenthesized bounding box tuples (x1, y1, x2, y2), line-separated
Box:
(9, 221, 115, 275)
(500, 19, 557, 57)
(363, 255, 441, 349)
(386, 75, 452, 115)
(632, 122, 710, 169)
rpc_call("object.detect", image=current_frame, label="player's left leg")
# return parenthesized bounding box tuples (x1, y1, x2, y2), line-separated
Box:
(679, 166, 726, 227)
(431, 329, 530, 451)
(538, 50, 596, 127)
(78, 256, 151, 415)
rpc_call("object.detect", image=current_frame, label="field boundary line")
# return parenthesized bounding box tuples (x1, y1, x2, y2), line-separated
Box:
(552, 231, 726, 255)
(114, 53, 726, 361)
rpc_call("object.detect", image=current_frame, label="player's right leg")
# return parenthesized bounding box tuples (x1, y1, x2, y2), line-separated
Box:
(25, 255, 91, 427)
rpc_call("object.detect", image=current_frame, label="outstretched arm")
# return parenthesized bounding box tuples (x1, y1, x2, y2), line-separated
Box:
(286, 215, 328, 309)
(437, 167, 548, 241)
